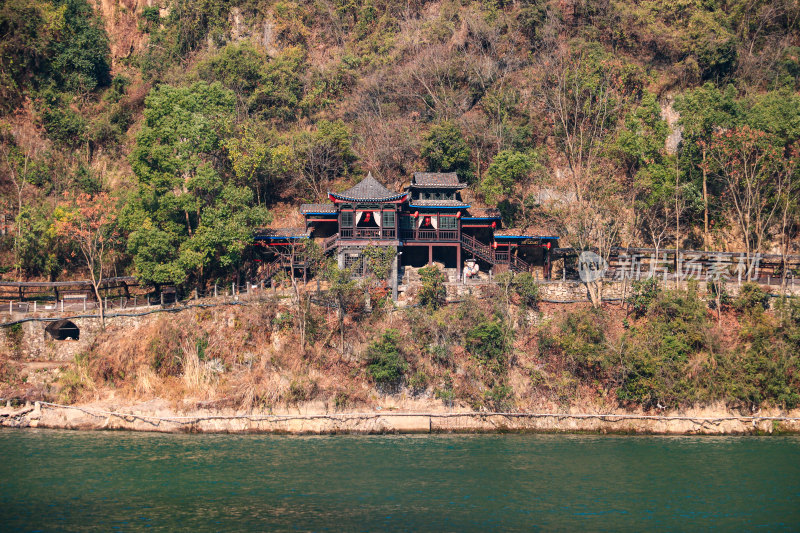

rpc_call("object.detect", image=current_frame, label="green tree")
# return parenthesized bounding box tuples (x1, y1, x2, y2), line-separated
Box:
(675, 83, 741, 248)
(294, 119, 357, 198)
(480, 150, 538, 206)
(49, 0, 111, 95)
(127, 81, 269, 287)
(418, 265, 447, 310)
(324, 261, 363, 354)
(0, 0, 61, 112)
(249, 47, 306, 121)
(225, 123, 272, 205)
(421, 121, 474, 182)
(197, 40, 267, 116)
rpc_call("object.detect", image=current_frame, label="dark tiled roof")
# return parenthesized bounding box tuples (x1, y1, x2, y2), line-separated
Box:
(495, 226, 559, 239)
(411, 172, 466, 187)
(329, 172, 406, 202)
(465, 207, 500, 219)
(254, 227, 310, 239)
(300, 203, 337, 214)
(408, 199, 470, 208)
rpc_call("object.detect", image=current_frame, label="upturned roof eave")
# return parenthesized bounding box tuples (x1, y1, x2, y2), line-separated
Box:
(328, 191, 408, 203)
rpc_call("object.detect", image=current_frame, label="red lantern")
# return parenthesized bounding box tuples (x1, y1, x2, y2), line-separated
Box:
(491, 221, 496, 229)
(413, 211, 419, 218)
(456, 211, 462, 219)
(546, 241, 551, 250)
(492, 241, 498, 249)
(365, 212, 371, 222)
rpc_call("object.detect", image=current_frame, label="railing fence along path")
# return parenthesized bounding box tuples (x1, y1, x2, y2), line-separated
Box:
(3, 245, 800, 320)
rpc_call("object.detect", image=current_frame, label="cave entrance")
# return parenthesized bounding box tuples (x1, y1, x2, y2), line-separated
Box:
(45, 320, 80, 341)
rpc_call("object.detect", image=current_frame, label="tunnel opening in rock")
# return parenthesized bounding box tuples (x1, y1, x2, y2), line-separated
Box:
(45, 320, 80, 341)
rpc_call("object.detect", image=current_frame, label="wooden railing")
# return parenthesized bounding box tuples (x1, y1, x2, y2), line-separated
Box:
(322, 233, 339, 254)
(400, 229, 459, 242)
(338, 228, 397, 240)
(509, 254, 531, 273)
(262, 257, 284, 281)
(459, 233, 530, 272)
(460, 233, 495, 264)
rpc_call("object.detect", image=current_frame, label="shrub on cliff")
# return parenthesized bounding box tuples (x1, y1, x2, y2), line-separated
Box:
(722, 297, 800, 409)
(618, 290, 720, 408)
(733, 282, 770, 315)
(626, 278, 661, 317)
(418, 266, 447, 310)
(365, 329, 407, 384)
(540, 307, 611, 381)
(465, 316, 511, 372)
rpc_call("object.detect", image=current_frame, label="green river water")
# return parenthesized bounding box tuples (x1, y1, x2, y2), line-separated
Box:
(1, 430, 799, 531)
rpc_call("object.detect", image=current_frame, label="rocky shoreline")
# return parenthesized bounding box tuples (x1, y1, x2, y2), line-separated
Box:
(2, 401, 799, 435)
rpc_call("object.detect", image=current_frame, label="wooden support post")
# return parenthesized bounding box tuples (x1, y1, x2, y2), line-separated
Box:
(232, 282, 235, 297)
(83, 298, 86, 312)
(9, 301, 12, 314)
(33, 301, 36, 313)
(456, 244, 461, 280)
(133, 295, 137, 308)
(428, 245, 433, 265)
(214, 284, 218, 298)
(160, 293, 164, 306)
(61, 299, 64, 313)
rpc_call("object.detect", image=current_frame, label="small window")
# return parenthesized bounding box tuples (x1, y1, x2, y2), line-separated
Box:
(440, 216, 457, 229)
(383, 211, 395, 228)
(341, 211, 353, 227)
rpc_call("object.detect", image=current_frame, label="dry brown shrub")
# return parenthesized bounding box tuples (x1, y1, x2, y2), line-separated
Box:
(134, 364, 159, 397)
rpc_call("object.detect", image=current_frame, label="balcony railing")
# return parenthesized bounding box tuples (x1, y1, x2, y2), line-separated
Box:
(400, 229, 459, 242)
(339, 227, 397, 240)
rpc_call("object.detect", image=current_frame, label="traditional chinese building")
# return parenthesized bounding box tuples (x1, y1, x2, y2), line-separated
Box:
(255, 172, 558, 282)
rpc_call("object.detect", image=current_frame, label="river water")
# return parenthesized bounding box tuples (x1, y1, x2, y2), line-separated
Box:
(1, 430, 799, 531)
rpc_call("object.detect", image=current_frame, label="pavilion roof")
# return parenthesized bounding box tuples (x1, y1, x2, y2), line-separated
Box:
(410, 172, 466, 188)
(464, 207, 501, 219)
(495, 226, 559, 239)
(300, 203, 337, 215)
(329, 173, 406, 202)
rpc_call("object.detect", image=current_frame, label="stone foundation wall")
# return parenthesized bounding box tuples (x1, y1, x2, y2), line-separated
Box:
(0, 313, 155, 361)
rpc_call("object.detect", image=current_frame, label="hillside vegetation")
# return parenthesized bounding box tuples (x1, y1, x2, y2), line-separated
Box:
(4, 279, 800, 415)
(1, 0, 799, 286)
(2, 0, 800, 414)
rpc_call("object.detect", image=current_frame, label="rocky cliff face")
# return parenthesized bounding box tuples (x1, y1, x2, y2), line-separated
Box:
(94, 0, 151, 66)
